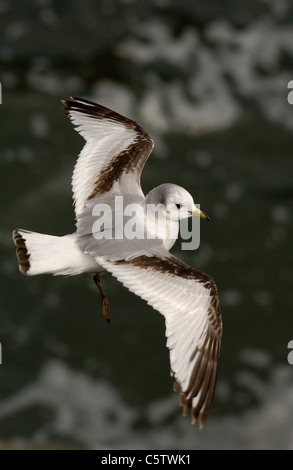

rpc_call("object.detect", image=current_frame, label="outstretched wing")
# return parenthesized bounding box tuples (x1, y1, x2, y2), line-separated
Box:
(62, 97, 154, 216)
(97, 253, 222, 428)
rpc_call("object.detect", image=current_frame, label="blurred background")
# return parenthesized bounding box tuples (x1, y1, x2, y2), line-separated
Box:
(0, 0, 293, 450)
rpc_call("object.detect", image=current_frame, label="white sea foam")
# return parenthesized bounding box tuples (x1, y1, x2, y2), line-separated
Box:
(1, 359, 293, 449)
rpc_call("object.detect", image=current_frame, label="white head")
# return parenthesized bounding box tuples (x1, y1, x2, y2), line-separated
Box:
(145, 183, 210, 222)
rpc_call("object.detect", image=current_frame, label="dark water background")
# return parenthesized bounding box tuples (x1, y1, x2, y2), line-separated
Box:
(0, 0, 293, 449)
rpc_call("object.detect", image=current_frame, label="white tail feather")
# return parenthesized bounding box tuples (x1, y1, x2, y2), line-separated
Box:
(13, 230, 99, 276)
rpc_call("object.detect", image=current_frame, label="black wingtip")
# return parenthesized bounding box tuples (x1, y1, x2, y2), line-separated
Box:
(61, 98, 70, 116)
(61, 96, 102, 118)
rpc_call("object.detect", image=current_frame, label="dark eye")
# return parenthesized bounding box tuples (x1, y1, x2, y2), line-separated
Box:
(176, 204, 182, 209)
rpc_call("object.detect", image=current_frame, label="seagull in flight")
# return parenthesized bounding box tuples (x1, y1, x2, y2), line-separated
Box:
(13, 97, 222, 428)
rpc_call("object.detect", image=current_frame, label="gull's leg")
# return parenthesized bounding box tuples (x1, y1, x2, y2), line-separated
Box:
(93, 274, 110, 323)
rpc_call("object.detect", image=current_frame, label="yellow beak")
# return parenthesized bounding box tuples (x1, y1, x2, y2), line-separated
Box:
(189, 208, 211, 221)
